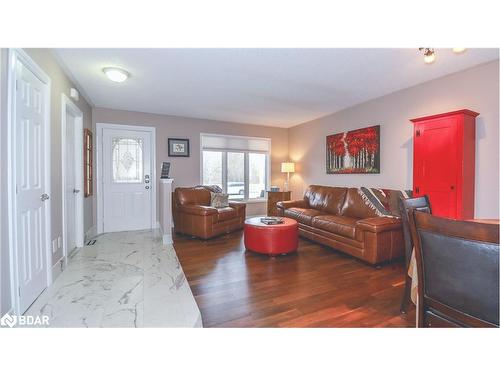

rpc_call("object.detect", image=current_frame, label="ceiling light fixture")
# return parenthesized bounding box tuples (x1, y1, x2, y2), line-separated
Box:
(419, 48, 436, 64)
(452, 48, 467, 53)
(103, 67, 130, 83)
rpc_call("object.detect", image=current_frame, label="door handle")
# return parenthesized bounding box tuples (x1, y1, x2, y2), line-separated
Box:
(41, 193, 50, 201)
(73, 189, 80, 194)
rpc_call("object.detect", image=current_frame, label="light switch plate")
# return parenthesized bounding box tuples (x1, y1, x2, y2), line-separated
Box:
(57, 236, 62, 248)
(52, 239, 57, 254)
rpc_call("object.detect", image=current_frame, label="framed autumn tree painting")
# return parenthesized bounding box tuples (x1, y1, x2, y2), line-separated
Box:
(326, 125, 380, 174)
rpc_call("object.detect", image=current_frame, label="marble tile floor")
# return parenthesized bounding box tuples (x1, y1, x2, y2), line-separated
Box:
(25, 230, 203, 328)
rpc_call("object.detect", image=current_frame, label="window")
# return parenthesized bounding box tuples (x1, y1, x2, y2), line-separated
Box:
(201, 134, 270, 200)
(112, 137, 143, 183)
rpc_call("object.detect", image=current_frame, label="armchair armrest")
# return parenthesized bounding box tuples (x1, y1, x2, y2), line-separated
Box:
(179, 205, 218, 216)
(276, 199, 308, 210)
(229, 201, 246, 211)
(356, 217, 402, 233)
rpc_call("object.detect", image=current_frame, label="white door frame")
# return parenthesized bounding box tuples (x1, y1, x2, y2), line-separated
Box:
(7, 48, 52, 315)
(61, 94, 84, 260)
(96, 122, 157, 234)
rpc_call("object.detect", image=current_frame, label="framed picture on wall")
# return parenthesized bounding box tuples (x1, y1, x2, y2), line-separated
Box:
(84, 129, 93, 196)
(326, 125, 380, 174)
(168, 138, 190, 157)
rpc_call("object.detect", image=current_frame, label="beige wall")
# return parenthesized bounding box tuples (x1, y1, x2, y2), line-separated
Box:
(92, 108, 289, 218)
(289, 60, 500, 219)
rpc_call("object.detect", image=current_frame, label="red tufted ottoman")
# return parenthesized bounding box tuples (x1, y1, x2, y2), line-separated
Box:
(244, 217, 299, 256)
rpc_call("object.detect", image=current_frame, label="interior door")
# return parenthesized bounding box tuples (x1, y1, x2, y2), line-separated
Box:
(102, 128, 152, 232)
(65, 113, 77, 252)
(414, 119, 458, 218)
(15, 58, 49, 313)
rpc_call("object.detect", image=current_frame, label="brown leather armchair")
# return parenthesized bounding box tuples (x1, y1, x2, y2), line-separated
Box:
(172, 186, 246, 239)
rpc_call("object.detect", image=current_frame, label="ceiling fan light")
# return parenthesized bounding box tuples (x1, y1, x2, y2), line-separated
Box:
(453, 48, 467, 53)
(103, 67, 129, 82)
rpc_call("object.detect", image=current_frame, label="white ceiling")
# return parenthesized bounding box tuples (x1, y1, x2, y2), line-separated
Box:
(54, 48, 499, 128)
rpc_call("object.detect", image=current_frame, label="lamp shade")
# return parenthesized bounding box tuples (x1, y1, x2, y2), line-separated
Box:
(281, 162, 295, 173)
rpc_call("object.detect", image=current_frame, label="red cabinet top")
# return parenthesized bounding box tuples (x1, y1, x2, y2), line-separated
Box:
(410, 109, 479, 123)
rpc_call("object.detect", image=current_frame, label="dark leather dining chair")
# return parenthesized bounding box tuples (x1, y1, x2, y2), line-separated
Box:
(408, 210, 499, 327)
(398, 196, 431, 314)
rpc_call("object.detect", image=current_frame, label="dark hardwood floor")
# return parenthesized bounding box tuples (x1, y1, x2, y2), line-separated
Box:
(174, 230, 416, 327)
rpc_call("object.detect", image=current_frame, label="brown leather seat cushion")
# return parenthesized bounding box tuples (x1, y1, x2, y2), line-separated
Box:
(217, 207, 237, 222)
(312, 215, 359, 239)
(284, 208, 323, 226)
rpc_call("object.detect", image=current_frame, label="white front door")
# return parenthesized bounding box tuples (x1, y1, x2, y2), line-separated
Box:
(65, 113, 77, 252)
(15, 57, 50, 313)
(102, 128, 153, 232)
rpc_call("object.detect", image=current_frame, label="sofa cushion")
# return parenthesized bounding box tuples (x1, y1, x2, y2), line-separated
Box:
(340, 188, 379, 219)
(284, 207, 323, 226)
(312, 215, 359, 239)
(304, 185, 347, 215)
(216, 207, 237, 222)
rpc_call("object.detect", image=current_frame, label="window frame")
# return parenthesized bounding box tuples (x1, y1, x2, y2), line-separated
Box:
(200, 133, 271, 202)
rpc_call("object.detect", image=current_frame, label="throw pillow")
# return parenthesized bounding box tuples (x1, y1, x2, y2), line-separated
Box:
(210, 192, 229, 208)
(359, 187, 412, 218)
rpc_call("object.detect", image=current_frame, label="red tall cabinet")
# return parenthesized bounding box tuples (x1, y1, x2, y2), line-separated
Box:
(410, 109, 478, 219)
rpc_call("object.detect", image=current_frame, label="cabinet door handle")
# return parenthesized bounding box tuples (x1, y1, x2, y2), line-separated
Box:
(451, 185, 455, 190)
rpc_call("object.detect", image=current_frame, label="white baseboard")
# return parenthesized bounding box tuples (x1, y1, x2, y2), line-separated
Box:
(162, 233, 173, 245)
(159, 223, 173, 245)
(84, 225, 97, 242)
(51, 257, 66, 282)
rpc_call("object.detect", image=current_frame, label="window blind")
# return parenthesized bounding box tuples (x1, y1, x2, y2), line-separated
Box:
(201, 134, 270, 152)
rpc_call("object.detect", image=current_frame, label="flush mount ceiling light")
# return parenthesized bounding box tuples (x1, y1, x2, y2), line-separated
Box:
(419, 48, 436, 64)
(452, 48, 467, 53)
(103, 67, 130, 82)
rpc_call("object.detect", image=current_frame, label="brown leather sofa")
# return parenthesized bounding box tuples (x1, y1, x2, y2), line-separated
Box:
(277, 185, 404, 265)
(172, 186, 246, 239)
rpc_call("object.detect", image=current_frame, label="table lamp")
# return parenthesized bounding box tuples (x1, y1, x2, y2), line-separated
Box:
(281, 162, 295, 192)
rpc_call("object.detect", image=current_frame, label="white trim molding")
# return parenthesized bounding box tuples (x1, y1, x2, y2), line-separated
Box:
(7, 48, 52, 315)
(61, 94, 84, 262)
